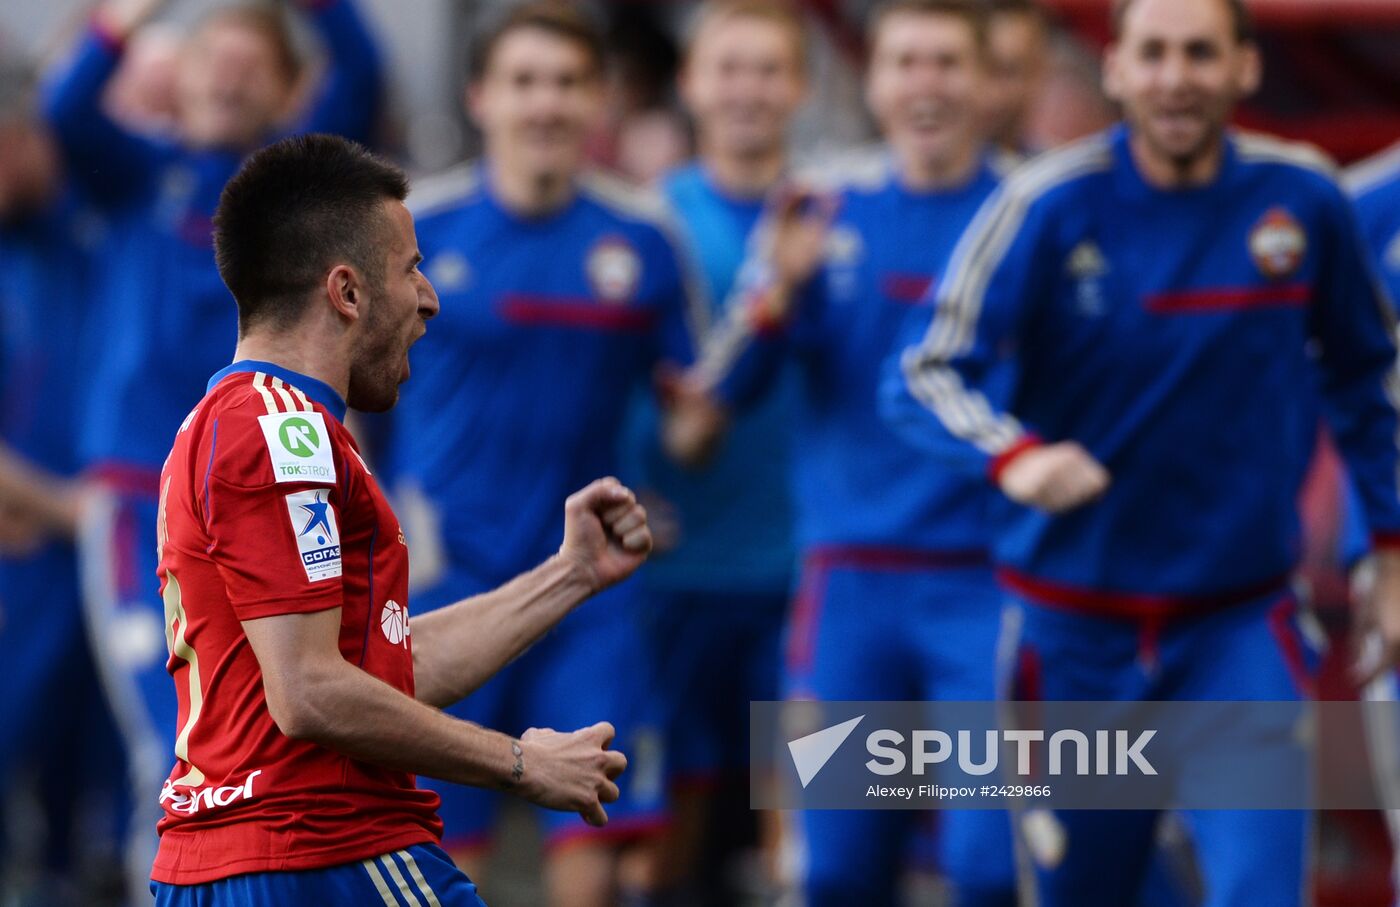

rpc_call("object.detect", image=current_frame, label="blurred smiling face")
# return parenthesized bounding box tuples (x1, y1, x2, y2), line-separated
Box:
(177, 18, 295, 150)
(1106, 0, 1259, 170)
(981, 10, 1047, 147)
(681, 15, 806, 160)
(471, 27, 604, 181)
(866, 11, 985, 171)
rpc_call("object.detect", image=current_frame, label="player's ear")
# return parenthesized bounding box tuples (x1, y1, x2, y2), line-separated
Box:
(1102, 43, 1124, 103)
(1235, 42, 1262, 99)
(325, 264, 362, 323)
(465, 81, 485, 124)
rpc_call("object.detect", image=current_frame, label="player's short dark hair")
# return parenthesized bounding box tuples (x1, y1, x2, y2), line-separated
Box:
(1111, 0, 1255, 44)
(986, 0, 1049, 27)
(867, 0, 990, 55)
(684, 0, 810, 71)
(214, 134, 409, 334)
(468, 1, 606, 82)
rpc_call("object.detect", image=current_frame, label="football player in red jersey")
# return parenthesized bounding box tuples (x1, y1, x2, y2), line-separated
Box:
(150, 133, 651, 906)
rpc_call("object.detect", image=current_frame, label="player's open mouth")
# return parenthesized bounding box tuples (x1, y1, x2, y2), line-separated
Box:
(906, 104, 951, 135)
(1153, 109, 1203, 132)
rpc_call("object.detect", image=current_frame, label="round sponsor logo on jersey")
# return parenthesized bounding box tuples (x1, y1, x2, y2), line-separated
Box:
(1248, 207, 1307, 280)
(279, 417, 321, 458)
(587, 237, 641, 303)
(381, 599, 409, 646)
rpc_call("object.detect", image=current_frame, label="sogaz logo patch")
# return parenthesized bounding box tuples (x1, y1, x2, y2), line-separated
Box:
(259, 412, 336, 484)
(285, 489, 342, 582)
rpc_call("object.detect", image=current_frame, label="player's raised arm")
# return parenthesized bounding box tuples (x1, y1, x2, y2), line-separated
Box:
(891, 163, 1109, 512)
(665, 186, 837, 466)
(408, 477, 652, 707)
(285, 0, 385, 143)
(41, 0, 170, 204)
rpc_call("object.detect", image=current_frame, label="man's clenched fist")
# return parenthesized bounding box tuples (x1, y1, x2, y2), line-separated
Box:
(559, 477, 652, 593)
(997, 441, 1110, 513)
(516, 722, 629, 827)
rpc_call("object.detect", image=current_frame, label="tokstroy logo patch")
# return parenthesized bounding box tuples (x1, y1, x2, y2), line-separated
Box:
(285, 490, 342, 582)
(259, 412, 336, 484)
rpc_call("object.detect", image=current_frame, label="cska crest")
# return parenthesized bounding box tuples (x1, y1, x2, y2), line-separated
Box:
(1248, 207, 1307, 280)
(586, 236, 642, 303)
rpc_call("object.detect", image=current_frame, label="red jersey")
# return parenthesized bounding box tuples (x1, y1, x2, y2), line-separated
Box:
(151, 361, 442, 885)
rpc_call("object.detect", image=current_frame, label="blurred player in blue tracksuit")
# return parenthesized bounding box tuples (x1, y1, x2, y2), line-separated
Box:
(1348, 139, 1400, 907)
(616, 1, 806, 899)
(672, 3, 1017, 904)
(889, 0, 1400, 904)
(381, 6, 706, 905)
(0, 66, 126, 903)
(40, 0, 381, 893)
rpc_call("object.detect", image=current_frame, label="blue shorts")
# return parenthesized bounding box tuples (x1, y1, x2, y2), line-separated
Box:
(413, 574, 667, 850)
(1002, 589, 1319, 907)
(782, 550, 1017, 907)
(152, 843, 484, 906)
(638, 587, 785, 784)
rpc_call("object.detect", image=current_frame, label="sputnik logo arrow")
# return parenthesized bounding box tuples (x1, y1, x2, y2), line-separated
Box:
(788, 715, 864, 788)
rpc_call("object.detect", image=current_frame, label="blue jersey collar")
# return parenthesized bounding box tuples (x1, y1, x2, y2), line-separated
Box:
(478, 159, 580, 227)
(1112, 122, 1238, 200)
(207, 360, 348, 422)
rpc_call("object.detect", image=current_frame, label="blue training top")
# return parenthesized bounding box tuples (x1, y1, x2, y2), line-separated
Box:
(702, 148, 1006, 555)
(386, 164, 705, 594)
(889, 125, 1400, 606)
(0, 190, 105, 476)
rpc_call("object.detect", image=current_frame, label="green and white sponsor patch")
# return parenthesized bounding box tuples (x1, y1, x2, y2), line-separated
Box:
(258, 412, 336, 484)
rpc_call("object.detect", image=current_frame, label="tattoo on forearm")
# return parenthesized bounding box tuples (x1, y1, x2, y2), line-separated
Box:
(507, 740, 524, 787)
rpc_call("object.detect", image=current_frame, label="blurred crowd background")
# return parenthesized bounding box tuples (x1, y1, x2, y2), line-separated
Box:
(8, 0, 1400, 176)
(4, 0, 1400, 905)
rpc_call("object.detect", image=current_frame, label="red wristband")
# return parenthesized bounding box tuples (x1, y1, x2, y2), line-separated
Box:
(746, 287, 787, 337)
(988, 435, 1043, 484)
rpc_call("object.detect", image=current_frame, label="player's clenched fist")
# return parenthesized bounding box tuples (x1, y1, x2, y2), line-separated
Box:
(559, 477, 652, 592)
(997, 441, 1110, 513)
(516, 722, 628, 827)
